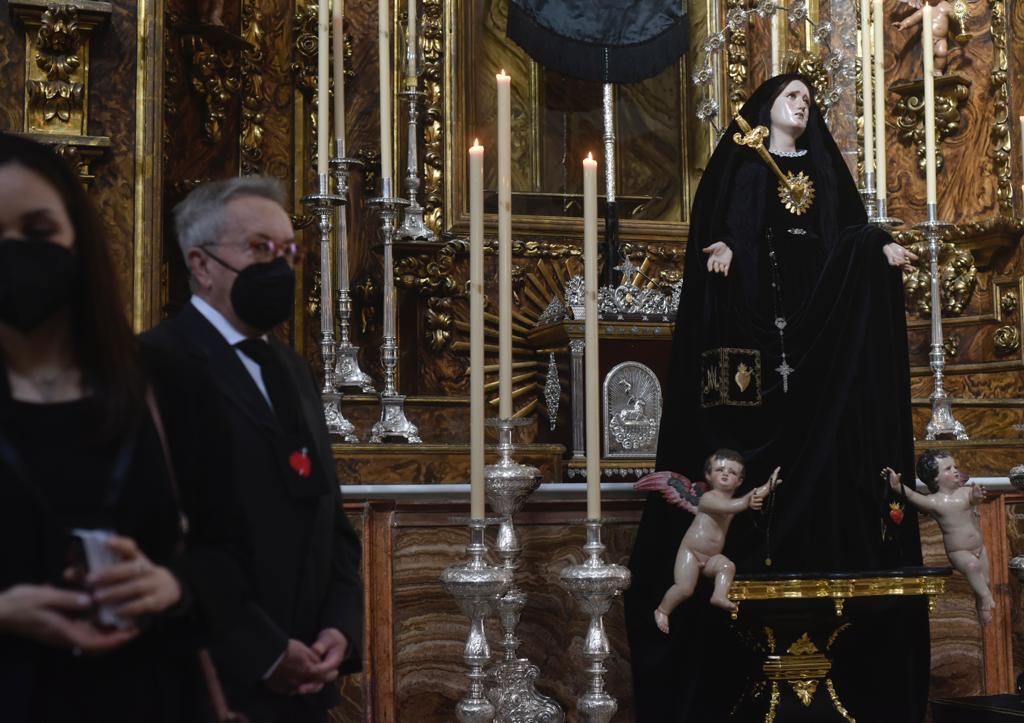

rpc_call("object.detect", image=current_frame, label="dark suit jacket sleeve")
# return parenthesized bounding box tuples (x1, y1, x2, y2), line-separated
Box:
(293, 356, 365, 675)
(140, 332, 290, 686)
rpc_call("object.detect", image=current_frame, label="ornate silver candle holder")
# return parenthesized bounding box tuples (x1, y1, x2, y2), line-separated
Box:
(396, 83, 435, 242)
(302, 173, 357, 442)
(915, 204, 968, 440)
(483, 418, 563, 723)
(329, 149, 375, 394)
(869, 196, 904, 228)
(560, 519, 631, 723)
(367, 180, 420, 443)
(441, 521, 513, 723)
(859, 170, 879, 222)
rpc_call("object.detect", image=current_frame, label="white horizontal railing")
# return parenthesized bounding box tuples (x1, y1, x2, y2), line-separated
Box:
(339, 477, 1015, 500)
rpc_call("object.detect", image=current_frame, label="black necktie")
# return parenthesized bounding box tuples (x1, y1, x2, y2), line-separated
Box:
(234, 338, 300, 431)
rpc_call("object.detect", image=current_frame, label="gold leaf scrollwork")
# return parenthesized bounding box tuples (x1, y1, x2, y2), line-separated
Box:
(291, 4, 319, 95)
(994, 325, 1020, 355)
(903, 241, 977, 316)
(185, 33, 242, 144)
(944, 333, 959, 358)
(421, 0, 444, 234)
(893, 76, 971, 175)
(240, 0, 266, 174)
(990, 0, 1013, 217)
(425, 297, 453, 350)
(1002, 290, 1019, 315)
(28, 5, 84, 124)
(725, 0, 748, 114)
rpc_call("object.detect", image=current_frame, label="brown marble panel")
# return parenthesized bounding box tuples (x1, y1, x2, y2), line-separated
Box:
(909, 368, 1024, 399)
(389, 502, 638, 722)
(910, 403, 1022, 441)
(334, 442, 563, 485)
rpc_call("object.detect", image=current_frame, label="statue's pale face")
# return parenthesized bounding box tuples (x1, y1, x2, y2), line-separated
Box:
(770, 80, 811, 140)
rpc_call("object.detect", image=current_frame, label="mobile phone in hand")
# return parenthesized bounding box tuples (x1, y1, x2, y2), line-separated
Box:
(69, 529, 131, 630)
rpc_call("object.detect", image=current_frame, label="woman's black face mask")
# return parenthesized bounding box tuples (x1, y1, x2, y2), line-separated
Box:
(0, 239, 80, 334)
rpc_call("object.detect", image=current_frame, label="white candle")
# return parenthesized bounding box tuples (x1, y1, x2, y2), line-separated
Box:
(406, 0, 417, 85)
(332, 0, 345, 149)
(317, 0, 330, 175)
(583, 152, 601, 521)
(922, 2, 937, 205)
(378, 0, 392, 185)
(861, 0, 874, 178)
(874, 0, 887, 203)
(770, 7, 782, 77)
(497, 69, 512, 419)
(469, 139, 485, 520)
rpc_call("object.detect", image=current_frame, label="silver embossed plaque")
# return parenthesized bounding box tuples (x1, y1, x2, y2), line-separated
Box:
(603, 362, 662, 458)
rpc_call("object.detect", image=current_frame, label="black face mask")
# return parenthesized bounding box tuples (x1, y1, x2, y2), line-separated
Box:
(204, 252, 295, 332)
(0, 239, 79, 334)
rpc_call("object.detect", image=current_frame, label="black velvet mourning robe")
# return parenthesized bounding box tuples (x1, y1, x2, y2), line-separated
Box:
(624, 75, 929, 722)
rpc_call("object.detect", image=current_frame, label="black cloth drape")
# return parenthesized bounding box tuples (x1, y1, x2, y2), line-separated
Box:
(624, 74, 928, 722)
(506, 0, 689, 83)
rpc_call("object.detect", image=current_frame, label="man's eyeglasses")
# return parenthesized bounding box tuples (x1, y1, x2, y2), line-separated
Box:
(200, 238, 303, 265)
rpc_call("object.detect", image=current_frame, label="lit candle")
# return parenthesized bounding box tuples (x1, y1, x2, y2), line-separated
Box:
(861, 0, 874, 178)
(497, 69, 512, 419)
(469, 139, 485, 520)
(874, 0, 887, 204)
(406, 0, 417, 85)
(582, 152, 600, 521)
(922, 2, 937, 205)
(317, 0, 330, 175)
(332, 0, 345, 149)
(378, 0, 392, 186)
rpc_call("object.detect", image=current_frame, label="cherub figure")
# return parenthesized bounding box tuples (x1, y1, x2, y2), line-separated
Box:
(635, 449, 781, 634)
(893, 0, 954, 75)
(885, 449, 994, 624)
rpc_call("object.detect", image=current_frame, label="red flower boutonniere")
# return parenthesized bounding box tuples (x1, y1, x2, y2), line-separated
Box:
(289, 447, 312, 478)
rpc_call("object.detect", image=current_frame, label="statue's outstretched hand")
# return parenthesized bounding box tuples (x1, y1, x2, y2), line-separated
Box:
(883, 242, 918, 272)
(703, 241, 733, 276)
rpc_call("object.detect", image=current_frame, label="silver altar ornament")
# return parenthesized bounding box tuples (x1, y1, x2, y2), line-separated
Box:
(302, 173, 357, 442)
(560, 520, 631, 723)
(442, 521, 513, 722)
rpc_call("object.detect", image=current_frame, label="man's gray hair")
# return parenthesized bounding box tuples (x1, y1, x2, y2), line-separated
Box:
(173, 175, 286, 261)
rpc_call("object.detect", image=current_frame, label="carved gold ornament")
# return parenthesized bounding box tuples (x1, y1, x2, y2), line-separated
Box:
(734, 362, 752, 393)
(733, 115, 816, 216)
(994, 325, 1020, 355)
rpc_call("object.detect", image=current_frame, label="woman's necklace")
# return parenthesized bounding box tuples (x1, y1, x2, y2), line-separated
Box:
(765, 229, 793, 393)
(11, 366, 79, 402)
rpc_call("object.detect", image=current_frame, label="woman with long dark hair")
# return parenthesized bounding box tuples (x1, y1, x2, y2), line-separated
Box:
(0, 133, 191, 722)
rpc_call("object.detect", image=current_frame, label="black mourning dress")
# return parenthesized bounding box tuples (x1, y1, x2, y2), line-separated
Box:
(0, 377, 197, 723)
(624, 75, 928, 722)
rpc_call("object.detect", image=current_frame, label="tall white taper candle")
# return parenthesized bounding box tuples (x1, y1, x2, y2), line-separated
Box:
(469, 139, 485, 520)
(583, 152, 601, 521)
(497, 70, 512, 419)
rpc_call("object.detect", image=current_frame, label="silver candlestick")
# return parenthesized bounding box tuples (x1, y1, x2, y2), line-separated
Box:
(915, 203, 968, 440)
(367, 179, 421, 443)
(302, 173, 357, 442)
(560, 520, 631, 723)
(329, 149, 375, 393)
(860, 169, 879, 222)
(397, 82, 435, 242)
(869, 195, 904, 228)
(441, 521, 513, 723)
(483, 418, 563, 723)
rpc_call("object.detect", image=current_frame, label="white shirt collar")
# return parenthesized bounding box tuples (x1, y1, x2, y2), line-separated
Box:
(190, 295, 253, 346)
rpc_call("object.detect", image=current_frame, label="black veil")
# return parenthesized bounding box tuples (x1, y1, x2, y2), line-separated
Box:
(624, 74, 928, 722)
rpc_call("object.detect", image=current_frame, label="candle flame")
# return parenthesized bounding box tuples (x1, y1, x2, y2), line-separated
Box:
(497, 69, 508, 78)
(586, 152, 593, 161)
(473, 138, 479, 146)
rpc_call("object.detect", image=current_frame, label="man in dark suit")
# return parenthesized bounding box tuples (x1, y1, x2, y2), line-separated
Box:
(142, 176, 363, 723)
